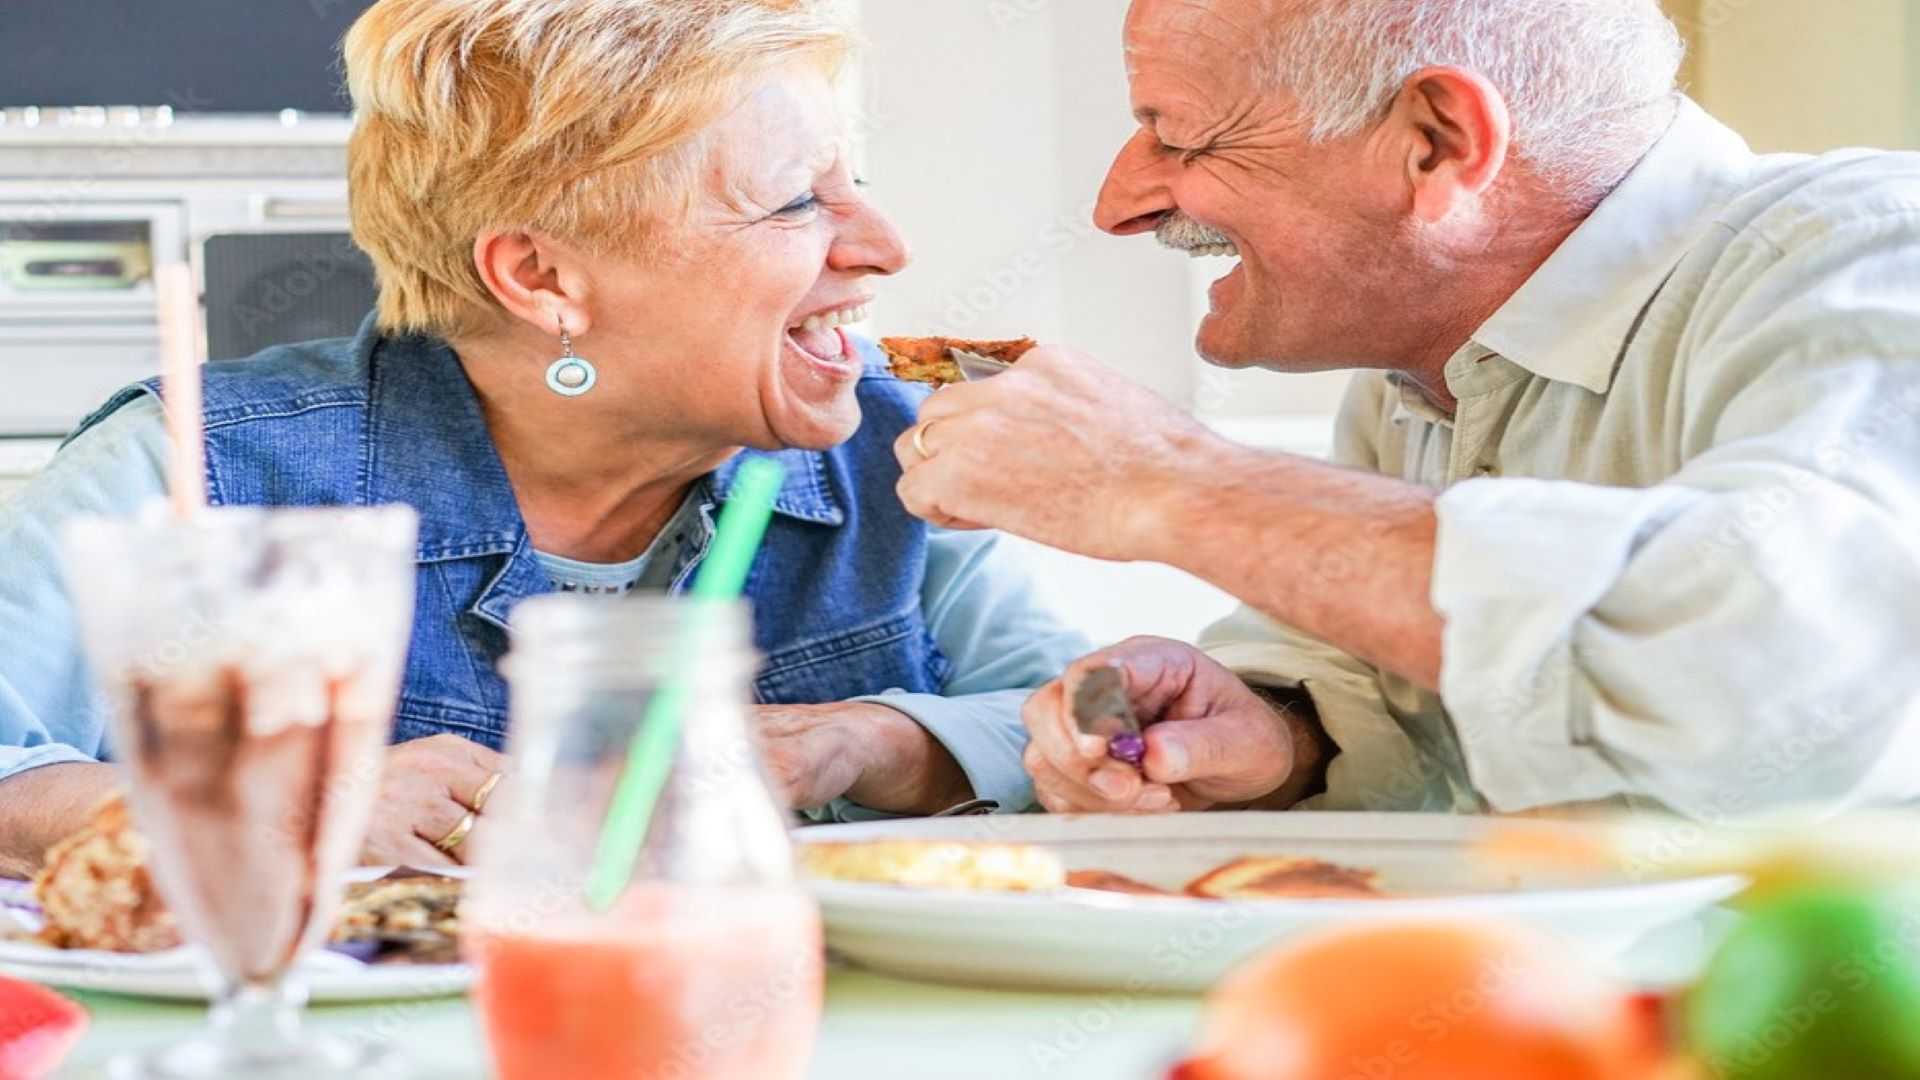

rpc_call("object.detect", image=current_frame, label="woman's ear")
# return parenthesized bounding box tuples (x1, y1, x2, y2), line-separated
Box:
(1385, 65, 1512, 224)
(472, 231, 594, 338)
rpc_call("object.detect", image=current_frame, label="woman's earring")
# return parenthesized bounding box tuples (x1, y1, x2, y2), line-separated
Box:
(545, 321, 598, 397)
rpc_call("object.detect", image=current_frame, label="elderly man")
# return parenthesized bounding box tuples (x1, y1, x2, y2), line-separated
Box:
(896, 0, 1920, 819)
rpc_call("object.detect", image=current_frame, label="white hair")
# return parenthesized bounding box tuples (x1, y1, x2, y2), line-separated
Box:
(1266, 0, 1685, 202)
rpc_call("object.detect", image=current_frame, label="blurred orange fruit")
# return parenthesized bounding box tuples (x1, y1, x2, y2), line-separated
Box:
(1171, 921, 1666, 1080)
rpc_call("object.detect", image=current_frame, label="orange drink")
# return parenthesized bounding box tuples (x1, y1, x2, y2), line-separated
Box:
(472, 884, 823, 1080)
(472, 599, 828, 1080)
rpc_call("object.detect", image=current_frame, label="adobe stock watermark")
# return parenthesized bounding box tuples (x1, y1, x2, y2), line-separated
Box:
(987, 0, 1052, 31)
(937, 200, 1102, 333)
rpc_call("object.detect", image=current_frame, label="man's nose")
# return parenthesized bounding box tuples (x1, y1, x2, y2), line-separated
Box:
(1095, 129, 1176, 237)
(831, 194, 913, 277)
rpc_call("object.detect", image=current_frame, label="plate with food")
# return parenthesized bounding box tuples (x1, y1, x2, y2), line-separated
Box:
(797, 812, 1746, 993)
(0, 795, 471, 1003)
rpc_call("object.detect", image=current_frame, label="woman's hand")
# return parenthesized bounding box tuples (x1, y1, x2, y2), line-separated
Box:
(361, 734, 507, 867)
(1021, 638, 1307, 815)
(754, 703, 972, 816)
(0, 763, 120, 879)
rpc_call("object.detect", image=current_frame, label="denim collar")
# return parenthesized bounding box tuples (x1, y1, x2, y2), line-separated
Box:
(355, 318, 845, 627)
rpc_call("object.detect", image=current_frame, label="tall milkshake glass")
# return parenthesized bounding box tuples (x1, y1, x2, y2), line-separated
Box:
(63, 504, 419, 1079)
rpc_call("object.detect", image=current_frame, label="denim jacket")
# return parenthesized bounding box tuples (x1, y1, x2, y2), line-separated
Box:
(71, 318, 956, 750)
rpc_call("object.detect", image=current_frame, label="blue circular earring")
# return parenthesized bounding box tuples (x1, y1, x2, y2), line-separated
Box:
(545, 320, 598, 397)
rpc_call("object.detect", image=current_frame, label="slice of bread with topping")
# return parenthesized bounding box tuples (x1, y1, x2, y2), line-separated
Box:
(1183, 856, 1383, 901)
(801, 839, 1065, 892)
(879, 337, 1038, 387)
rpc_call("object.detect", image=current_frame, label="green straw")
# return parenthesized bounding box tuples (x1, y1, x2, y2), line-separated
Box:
(585, 457, 786, 910)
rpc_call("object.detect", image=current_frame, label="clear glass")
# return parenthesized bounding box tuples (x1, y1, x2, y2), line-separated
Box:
(468, 595, 822, 1080)
(63, 505, 419, 1080)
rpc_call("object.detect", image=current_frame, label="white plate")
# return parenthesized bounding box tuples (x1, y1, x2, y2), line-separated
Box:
(0, 869, 471, 1004)
(799, 813, 1746, 993)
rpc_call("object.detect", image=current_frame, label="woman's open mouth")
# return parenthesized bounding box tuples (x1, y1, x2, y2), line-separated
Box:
(785, 302, 870, 377)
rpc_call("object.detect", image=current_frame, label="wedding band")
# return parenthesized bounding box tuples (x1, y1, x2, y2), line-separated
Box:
(435, 810, 478, 854)
(470, 771, 504, 814)
(911, 420, 937, 461)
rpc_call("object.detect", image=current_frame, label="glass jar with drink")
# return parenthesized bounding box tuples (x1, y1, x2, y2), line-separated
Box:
(466, 595, 823, 1080)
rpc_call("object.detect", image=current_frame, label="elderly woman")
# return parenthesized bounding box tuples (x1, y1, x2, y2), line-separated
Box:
(0, 0, 1085, 876)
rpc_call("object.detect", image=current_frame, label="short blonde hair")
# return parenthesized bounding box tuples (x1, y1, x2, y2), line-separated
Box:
(343, 0, 856, 339)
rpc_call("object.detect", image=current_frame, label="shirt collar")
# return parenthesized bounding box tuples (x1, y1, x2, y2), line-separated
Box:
(1470, 97, 1756, 396)
(711, 448, 845, 526)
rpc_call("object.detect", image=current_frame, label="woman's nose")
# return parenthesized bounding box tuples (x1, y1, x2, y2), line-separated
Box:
(830, 197, 912, 277)
(1095, 130, 1176, 237)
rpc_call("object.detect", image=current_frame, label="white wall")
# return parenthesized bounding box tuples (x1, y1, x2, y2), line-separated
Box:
(854, 1, 1198, 405)
(1680, 0, 1920, 153)
(851, 2, 1332, 648)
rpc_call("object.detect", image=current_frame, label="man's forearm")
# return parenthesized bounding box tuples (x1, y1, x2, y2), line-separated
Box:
(1146, 437, 1447, 690)
(0, 762, 118, 879)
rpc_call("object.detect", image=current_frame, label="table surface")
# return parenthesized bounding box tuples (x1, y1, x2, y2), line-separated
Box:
(55, 966, 1206, 1080)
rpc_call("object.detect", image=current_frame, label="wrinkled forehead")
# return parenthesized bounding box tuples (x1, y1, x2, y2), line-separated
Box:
(1122, 0, 1278, 110)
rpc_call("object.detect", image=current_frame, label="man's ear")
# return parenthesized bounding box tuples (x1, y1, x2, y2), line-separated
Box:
(472, 231, 594, 338)
(1385, 65, 1512, 224)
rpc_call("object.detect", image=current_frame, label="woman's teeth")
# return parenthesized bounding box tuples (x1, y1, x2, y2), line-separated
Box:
(1187, 243, 1239, 259)
(796, 303, 871, 333)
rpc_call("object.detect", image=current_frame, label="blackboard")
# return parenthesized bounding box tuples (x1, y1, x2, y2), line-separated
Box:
(0, 0, 377, 114)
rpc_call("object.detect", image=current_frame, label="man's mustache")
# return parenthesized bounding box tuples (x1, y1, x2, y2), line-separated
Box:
(1155, 213, 1238, 255)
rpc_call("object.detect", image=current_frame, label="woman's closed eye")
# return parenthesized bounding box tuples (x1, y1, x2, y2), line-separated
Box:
(771, 191, 821, 219)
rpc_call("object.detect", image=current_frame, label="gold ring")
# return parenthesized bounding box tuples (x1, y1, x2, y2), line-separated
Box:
(470, 771, 504, 814)
(435, 810, 478, 854)
(911, 420, 937, 461)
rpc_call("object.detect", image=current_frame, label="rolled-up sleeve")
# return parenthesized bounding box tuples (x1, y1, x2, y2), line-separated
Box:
(836, 528, 1089, 818)
(1201, 605, 1466, 812)
(1435, 216, 1920, 817)
(0, 394, 171, 784)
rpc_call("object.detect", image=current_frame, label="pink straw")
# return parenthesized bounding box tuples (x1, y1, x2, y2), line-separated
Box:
(154, 264, 206, 518)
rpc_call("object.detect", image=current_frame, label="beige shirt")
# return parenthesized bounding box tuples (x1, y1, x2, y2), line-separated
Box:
(1203, 99, 1920, 819)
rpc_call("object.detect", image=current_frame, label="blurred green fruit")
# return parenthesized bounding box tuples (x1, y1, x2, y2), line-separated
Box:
(1688, 887, 1920, 1080)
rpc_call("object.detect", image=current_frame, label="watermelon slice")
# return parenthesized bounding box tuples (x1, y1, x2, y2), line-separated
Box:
(0, 976, 88, 1080)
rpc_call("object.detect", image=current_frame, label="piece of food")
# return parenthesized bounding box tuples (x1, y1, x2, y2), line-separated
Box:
(32, 793, 181, 954)
(800, 840, 1065, 892)
(1070, 665, 1148, 770)
(879, 336, 1037, 387)
(330, 870, 465, 966)
(30, 794, 465, 964)
(1685, 885, 1920, 1080)
(1184, 856, 1384, 901)
(0, 976, 89, 1080)
(1172, 922, 1666, 1080)
(1065, 870, 1176, 898)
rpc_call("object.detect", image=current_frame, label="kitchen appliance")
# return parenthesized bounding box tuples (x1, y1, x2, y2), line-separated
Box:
(0, 113, 359, 437)
(201, 231, 376, 362)
(0, 222, 152, 291)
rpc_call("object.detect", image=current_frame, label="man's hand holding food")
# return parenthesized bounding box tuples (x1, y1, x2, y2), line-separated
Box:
(895, 343, 1447, 695)
(1020, 637, 1331, 815)
(892, 345, 1223, 564)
